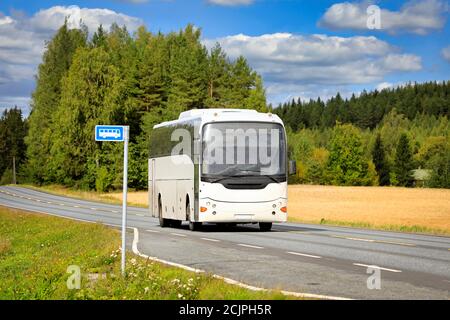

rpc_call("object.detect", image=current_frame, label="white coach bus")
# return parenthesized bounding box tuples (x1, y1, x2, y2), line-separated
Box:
(148, 108, 294, 231)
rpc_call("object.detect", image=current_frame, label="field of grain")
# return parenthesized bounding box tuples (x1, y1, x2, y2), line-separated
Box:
(288, 185, 450, 234)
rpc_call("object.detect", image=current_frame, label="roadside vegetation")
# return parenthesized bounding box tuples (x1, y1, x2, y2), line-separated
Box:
(0, 207, 292, 300)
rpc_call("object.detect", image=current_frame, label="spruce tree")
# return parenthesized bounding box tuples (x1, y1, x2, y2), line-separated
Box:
(0, 107, 27, 182)
(372, 134, 390, 186)
(393, 133, 415, 187)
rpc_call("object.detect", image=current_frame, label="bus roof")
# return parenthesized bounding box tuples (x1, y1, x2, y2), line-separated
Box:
(153, 108, 284, 129)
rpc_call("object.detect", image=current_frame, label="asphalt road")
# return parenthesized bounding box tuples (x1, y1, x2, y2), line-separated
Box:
(1, 185, 449, 299)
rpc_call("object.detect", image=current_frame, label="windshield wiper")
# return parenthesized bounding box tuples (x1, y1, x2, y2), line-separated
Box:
(248, 174, 281, 183)
(206, 174, 282, 184)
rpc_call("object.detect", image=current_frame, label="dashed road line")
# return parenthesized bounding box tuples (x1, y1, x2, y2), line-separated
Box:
(287, 251, 321, 259)
(201, 237, 220, 242)
(375, 240, 416, 247)
(238, 243, 264, 249)
(353, 263, 402, 273)
(331, 235, 415, 247)
(171, 233, 187, 237)
(332, 235, 375, 242)
(146, 229, 160, 233)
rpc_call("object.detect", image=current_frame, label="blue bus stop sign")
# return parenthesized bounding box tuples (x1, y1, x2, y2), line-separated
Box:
(95, 125, 125, 142)
(94, 124, 129, 276)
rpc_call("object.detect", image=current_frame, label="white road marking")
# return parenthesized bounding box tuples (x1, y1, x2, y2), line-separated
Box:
(331, 235, 415, 247)
(90, 208, 98, 211)
(375, 240, 416, 247)
(136, 214, 145, 217)
(74, 205, 79, 208)
(287, 251, 321, 259)
(59, 203, 65, 206)
(353, 263, 402, 273)
(332, 235, 375, 242)
(201, 237, 220, 242)
(171, 233, 187, 237)
(238, 243, 263, 249)
(146, 229, 160, 233)
(131, 228, 351, 300)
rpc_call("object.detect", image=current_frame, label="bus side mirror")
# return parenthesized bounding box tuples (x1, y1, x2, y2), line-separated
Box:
(288, 160, 297, 176)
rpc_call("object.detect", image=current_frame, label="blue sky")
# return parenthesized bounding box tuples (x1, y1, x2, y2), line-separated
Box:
(0, 0, 449, 115)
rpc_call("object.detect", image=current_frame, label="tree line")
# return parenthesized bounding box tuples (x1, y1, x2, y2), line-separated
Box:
(19, 22, 266, 191)
(275, 89, 449, 188)
(1, 21, 448, 189)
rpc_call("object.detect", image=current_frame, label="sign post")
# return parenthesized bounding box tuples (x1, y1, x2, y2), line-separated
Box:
(95, 125, 129, 276)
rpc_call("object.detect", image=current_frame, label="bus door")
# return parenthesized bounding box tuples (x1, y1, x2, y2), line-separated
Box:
(149, 159, 157, 217)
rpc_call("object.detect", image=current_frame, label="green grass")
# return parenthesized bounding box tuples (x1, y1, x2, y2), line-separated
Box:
(288, 217, 450, 237)
(0, 207, 294, 300)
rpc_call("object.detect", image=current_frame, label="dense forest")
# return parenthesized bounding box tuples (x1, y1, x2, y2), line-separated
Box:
(273, 82, 450, 188)
(0, 22, 449, 189)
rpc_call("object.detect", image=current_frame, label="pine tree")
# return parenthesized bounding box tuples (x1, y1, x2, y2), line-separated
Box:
(25, 21, 86, 183)
(393, 133, 415, 187)
(372, 134, 390, 186)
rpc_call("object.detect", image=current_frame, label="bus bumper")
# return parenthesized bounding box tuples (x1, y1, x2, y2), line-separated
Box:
(198, 198, 288, 223)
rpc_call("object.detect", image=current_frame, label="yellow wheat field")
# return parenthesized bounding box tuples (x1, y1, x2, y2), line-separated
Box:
(100, 185, 450, 233)
(288, 185, 450, 233)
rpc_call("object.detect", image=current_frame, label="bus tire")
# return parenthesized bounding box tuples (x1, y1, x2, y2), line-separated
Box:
(186, 200, 201, 231)
(259, 222, 272, 232)
(159, 198, 169, 228)
(171, 220, 182, 228)
(189, 221, 202, 231)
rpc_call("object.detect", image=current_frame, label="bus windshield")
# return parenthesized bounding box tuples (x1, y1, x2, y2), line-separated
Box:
(201, 122, 286, 181)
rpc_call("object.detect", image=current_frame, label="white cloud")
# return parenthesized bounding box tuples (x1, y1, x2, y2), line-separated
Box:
(204, 33, 422, 104)
(207, 0, 255, 6)
(376, 82, 393, 91)
(319, 0, 448, 35)
(442, 45, 450, 62)
(0, 6, 143, 112)
(29, 6, 143, 33)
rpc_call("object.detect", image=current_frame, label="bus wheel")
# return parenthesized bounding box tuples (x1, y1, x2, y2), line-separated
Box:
(189, 221, 202, 231)
(259, 222, 272, 232)
(159, 199, 168, 228)
(186, 201, 201, 231)
(171, 220, 182, 228)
